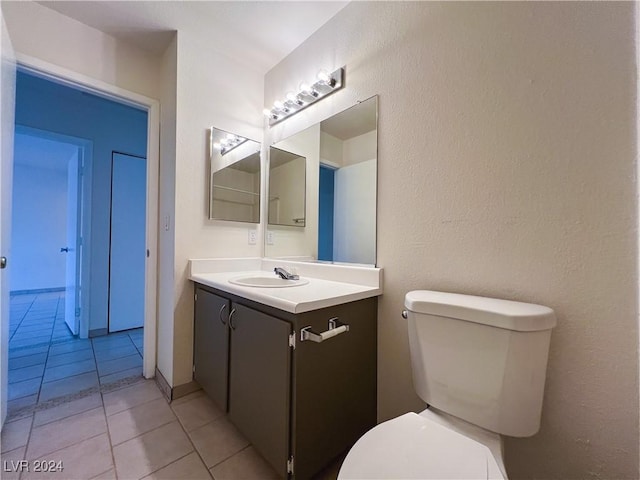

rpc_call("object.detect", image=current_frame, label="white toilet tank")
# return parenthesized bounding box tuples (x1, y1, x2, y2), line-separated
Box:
(405, 290, 556, 438)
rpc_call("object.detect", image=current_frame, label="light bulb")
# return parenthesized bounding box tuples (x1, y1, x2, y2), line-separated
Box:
(263, 108, 273, 117)
(299, 82, 312, 94)
(226, 133, 235, 141)
(317, 70, 331, 84)
(273, 100, 285, 110)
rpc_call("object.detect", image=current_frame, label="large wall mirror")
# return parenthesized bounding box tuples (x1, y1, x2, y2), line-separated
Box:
(265, 96, 377, 266)
(209, 127, 261, 223)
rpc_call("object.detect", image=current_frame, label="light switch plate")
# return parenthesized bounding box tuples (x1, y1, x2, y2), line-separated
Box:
(267, 230, 274, 245)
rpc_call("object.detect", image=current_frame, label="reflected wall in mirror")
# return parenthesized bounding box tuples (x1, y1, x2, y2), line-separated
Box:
(268, 147, 306, 227)
(209, 127, 261, 223)
(265, 96, 377, 266)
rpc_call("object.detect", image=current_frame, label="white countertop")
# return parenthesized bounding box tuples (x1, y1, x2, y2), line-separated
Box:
(189, 258, 383, 314)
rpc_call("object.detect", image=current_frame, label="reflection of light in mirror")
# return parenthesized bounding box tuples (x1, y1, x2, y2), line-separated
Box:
(213, 134, 247, 155)
(209, 126, 261, 223)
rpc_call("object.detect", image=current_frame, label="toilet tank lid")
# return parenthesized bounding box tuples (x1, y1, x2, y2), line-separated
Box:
(405, 290, 556, 332)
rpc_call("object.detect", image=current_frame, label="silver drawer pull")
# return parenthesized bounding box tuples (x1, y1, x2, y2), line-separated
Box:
(300, 318, 349, 343)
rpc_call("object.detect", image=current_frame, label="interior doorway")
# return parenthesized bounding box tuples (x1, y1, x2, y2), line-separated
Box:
(1, 58, 160, 428)
(11, 126, 92, 338)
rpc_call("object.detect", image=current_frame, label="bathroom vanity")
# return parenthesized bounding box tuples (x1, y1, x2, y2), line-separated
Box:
(190, 259, 382, 479)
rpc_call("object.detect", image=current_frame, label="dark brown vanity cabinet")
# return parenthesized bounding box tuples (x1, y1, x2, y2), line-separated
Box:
(193, 283, 377, 479)
(193, 288, 230, 410)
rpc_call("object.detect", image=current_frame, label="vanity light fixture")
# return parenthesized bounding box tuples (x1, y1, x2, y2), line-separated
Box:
(212, 133, 247, 155)
(264, 67, 344, 127)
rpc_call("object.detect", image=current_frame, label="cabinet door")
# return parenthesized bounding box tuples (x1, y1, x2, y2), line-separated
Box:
(228, 303, 291, 477)
(194, 288, 230, 411)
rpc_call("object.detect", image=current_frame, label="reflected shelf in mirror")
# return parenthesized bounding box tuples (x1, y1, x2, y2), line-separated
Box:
(209, 126, 261, 223)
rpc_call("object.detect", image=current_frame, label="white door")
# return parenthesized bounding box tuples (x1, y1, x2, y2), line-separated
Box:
(0, 12, 16, 428)
(108, 153, 146, 333)
(64, 150, 81, 335)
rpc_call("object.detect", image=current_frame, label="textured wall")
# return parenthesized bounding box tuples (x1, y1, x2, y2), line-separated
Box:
(170, 30, 264, 386)
(265, 2, 638, 478)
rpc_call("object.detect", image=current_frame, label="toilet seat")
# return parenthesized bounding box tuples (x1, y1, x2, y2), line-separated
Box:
(338, 412, 505, 479)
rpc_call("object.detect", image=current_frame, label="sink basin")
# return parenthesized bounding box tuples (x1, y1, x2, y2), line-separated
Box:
(229, 275, 309, 288)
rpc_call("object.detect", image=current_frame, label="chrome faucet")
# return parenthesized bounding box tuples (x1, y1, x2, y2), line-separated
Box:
(274, 267, 299, 280)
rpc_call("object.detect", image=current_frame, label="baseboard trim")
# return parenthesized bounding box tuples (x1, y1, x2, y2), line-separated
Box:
(89, 328, 108, 338)
(173, 381, 200, 400)
(154, 367, 200, 402)
(10, 287, 65, 295)
(154, 367, 172, 401)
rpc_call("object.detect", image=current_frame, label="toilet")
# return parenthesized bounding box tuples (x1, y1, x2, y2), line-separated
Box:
(338, 290, 557, 479)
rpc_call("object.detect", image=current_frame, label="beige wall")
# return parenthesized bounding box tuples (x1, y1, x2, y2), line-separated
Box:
(265, 2, 638, 479)
(1, 1, 161, 100)
(157, 34, 177, 385)
(170, 30, 264, 387)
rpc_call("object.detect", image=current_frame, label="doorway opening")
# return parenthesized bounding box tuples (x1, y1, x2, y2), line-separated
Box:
(5, 67, 156, 419)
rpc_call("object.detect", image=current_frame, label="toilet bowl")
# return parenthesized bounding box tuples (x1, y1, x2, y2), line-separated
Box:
(338, 290, 556, 480)
(338, 408, 505, 480)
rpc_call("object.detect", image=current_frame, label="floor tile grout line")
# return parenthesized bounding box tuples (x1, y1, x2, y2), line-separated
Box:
(100, 382, 119, 480)
(109, 414, 177, 450)
(104, 389, 166, 418)
(8, 294, 36, 343)
(168, 399, 215, 480)
(143, 450, 203, 480)
(40, 365, 97, 387)
(209, 443, 252, 473)
(30, 398, 101, 429)
(90, 467, 115, 480)
(17, 408, 35, 480)
(25, 428, 107, 465)
(33, 295, 53, 406)
(128, 331, 144, 358)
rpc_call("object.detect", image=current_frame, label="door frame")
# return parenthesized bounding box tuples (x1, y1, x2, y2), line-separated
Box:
(15, 54, 160, 379)
(13, 124, 93, 338)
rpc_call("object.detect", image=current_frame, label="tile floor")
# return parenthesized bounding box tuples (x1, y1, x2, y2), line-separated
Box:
(4, 293, 343, 479)
(1, 380, 290, 479)
(8, 292, 144, 419)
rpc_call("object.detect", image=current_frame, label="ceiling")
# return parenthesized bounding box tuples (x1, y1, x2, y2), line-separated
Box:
(14, 133, 78, 172)
(321, 96, 377, 140)
(37, 1, 349, 74)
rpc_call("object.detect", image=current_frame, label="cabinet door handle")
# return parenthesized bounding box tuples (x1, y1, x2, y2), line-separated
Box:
(301, 317, 349, 343)
(219, 303, 227, 326)
(229, 308, 237, 330)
